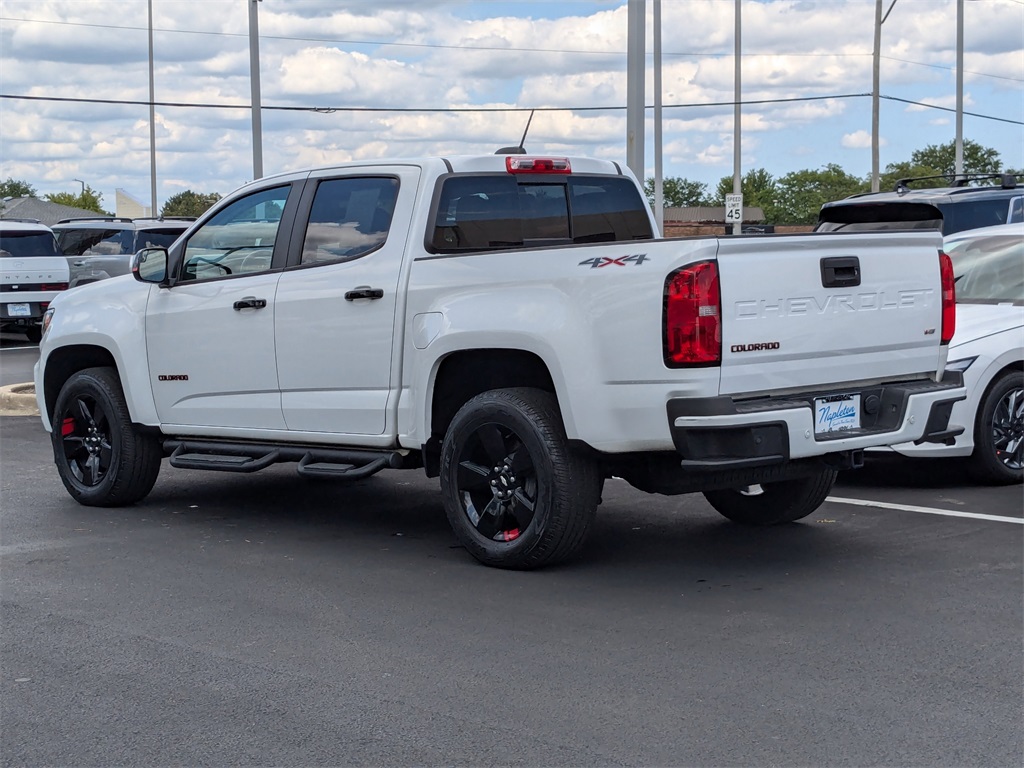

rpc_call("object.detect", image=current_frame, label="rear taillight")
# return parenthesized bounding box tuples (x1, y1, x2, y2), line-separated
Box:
(505, 156, 571, 174)
(40, 283, 68, 291)
(664, 261, 721, 367)
(939, 250, 955, 344)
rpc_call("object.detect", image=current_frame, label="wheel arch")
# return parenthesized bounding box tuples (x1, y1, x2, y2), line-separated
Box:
(42, 345, 120, 426)
(422, 348, 557, 477)
(974, 359, 1024, 419)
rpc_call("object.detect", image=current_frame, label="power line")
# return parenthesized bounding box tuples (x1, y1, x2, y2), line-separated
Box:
(1, 91, 1020, 125)
(0, 15, 1018, 82)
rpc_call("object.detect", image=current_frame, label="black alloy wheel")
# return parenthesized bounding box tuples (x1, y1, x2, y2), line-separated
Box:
(51, 367, 162, 506)
(59, 392, 114, 487)
(454, 422, 538, 543)
(440, 388, 601, 569)
(971, 370, 1024, 484)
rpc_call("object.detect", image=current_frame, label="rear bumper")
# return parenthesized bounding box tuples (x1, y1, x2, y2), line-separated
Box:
(668, 372, 966, 469)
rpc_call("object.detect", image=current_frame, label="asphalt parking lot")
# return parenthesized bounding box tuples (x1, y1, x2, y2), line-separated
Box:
(2, 356, 1022, 767)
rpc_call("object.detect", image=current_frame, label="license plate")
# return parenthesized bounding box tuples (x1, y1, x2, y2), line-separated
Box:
(7, 303, 31, 317)
(814, 394, 860, 434)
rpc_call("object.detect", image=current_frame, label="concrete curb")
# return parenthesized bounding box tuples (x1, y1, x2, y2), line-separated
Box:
(0, 382, 39, 417)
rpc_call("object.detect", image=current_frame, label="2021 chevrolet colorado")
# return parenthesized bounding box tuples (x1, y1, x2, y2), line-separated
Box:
(35, 154, 965, 568)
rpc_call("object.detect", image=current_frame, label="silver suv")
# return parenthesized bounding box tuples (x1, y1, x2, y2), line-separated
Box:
(53, 216, 194, 287)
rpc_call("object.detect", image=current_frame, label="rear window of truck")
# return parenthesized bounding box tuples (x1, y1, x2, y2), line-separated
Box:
(430, 174, 653, 252)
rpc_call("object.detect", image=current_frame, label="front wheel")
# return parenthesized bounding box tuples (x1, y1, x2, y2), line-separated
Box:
(703, 468, 838, 526)
(440, 388, 601, 569)
(51, 367, 162, 506)
(968, 370, 1024, 485)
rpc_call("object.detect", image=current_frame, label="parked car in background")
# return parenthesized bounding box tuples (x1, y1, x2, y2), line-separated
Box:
(53, 216, 193, 288)
(0, 220, 69, 343)
(816, 173, 1023, 236)
(881, 222, 1023, 483)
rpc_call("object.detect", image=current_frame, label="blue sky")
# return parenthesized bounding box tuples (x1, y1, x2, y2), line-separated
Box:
(0, 0, 1021, 210)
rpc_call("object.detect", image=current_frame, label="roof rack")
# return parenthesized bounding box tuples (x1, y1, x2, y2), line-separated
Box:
(56, 216, 133, 224)
(0, 217, 42, 224)
(133, 216, 197, 222)
(893, 172, 1021, 193)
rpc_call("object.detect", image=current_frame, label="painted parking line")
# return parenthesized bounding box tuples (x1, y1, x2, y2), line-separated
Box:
(827, 496, 1023, 525)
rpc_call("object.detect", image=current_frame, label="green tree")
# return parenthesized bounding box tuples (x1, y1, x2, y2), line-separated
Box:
(878, 161, 944, 192)
(0, 178, 37, 198)
(643, 176, 710, 208)
(713, 168, 779, 221)
(911, 139, 1002, 179)
(45, 184, 108, 214)
(161, 190, 221, 218)
(774, 164, 868, 225)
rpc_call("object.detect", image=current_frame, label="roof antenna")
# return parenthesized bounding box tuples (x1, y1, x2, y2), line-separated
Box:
(495, 110, 534, 155)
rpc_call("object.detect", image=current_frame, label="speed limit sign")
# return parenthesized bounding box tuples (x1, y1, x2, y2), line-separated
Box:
(724, 193, 743, 224)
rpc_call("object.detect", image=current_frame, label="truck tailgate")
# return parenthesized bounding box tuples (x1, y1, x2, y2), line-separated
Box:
(716, 231, 946, 396)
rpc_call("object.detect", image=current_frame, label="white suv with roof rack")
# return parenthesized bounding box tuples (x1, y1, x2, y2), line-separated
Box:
(0, 220, 69, 343)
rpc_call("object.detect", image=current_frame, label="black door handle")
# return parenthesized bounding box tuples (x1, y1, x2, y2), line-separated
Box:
(233, 296, 267, 310)
(821, 256, 861, 288)
(344, 287, 384, 301)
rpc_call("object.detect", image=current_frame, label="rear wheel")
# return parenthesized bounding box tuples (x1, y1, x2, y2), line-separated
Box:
(25, 326, 42, 344)
(968, 370, 1024, 485)
(51, 367, 162, 506)
(440, 388, 601, 569)
(703, 468, 837, 525)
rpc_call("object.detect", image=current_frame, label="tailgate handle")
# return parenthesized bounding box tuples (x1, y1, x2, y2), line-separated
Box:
(821, 256, 861, 288)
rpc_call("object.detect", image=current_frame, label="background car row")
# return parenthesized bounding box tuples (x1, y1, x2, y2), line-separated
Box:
(0, 216, 192, 341)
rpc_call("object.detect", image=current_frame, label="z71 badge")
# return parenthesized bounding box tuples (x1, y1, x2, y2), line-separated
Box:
(578, 253, 648, 269)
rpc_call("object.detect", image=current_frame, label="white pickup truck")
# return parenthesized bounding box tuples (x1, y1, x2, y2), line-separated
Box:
(35, 154, 966, 569)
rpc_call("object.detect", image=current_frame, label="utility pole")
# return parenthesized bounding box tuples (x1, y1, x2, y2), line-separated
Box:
(248, 0, 264, 180)
(626, 0, 645, 183)
(872, 0, 898, 192)
(955, 0, 964, 179)
(732, 0, 742, 235)
(148, 0, 158, 216)
(653, 0, 663, 233)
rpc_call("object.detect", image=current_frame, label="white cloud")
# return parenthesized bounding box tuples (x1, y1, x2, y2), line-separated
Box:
(0, 0, 1020, 207)
(842, 130, 878, 149)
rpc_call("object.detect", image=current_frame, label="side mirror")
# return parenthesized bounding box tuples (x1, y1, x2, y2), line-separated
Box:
(132, 247, 168, 284)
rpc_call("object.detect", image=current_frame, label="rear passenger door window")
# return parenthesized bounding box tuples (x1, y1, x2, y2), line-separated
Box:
(300, 177, 399, 265)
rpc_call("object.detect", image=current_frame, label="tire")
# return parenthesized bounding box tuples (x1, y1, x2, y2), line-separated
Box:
(968, 370, 1024, 485)
(50, 367, 162, 506)
(440, 388, 601, 570)
(703, 467, 838, 526)
(25, 326, 42, 344)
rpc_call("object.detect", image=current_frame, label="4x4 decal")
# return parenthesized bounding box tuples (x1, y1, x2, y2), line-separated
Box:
(578, 253, 648, 269)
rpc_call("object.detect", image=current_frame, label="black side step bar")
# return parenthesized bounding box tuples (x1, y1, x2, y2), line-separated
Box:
(165, 439, 409, 480)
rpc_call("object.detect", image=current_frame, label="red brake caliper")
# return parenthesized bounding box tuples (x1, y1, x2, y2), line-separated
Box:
(61, 417, 76, 437)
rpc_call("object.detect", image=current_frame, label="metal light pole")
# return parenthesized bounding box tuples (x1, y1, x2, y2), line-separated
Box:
(148, 0, 157, 216)
(955, 0, 964, 178)
(72, 179, 85, 196)
(872, 0, 898, 192)
(626, 0, 645, 183)
(249, 0, 264, 180)
(732, 0, 741, 235)
(653, 0, 663, 233)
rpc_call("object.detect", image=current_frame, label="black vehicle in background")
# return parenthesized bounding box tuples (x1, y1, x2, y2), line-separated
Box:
(53, 216, 194, 288)
(816, 173, 1023, 236)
